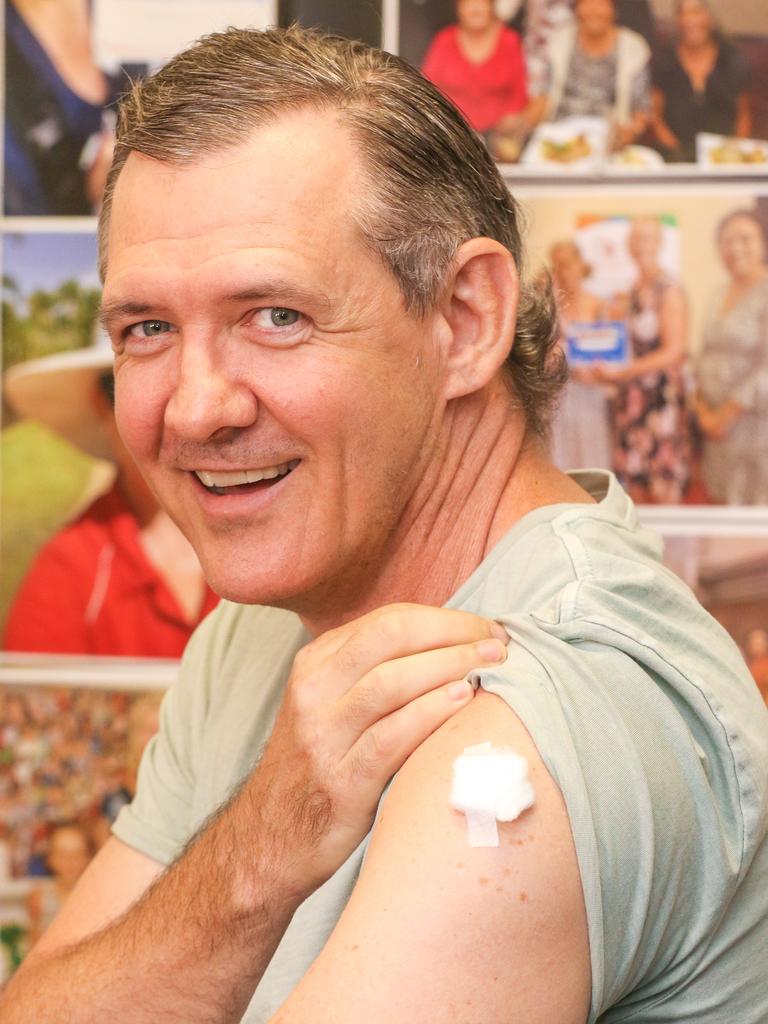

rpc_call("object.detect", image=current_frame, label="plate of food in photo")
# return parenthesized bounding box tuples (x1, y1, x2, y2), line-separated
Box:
(608, 145, 665, 171)
(697, 133, 768, 170)
(521, 117, 608, 172)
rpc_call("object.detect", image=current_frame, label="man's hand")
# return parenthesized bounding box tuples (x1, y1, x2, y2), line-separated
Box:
(243, 604, 509, 900)
(0, 604, 507, 1024)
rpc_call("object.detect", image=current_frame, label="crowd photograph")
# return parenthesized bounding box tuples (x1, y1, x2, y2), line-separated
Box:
(0, 682, 163, 973)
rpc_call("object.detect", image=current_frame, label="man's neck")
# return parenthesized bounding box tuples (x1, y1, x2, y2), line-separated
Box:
(297, 382, 593, 635)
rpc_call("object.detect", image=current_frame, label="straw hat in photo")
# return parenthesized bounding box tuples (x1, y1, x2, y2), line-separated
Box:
(3, 330, 115, 461)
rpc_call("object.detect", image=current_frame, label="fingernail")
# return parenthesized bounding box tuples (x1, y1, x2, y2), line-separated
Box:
(447, 680, 473, 701)
(490, 620, 510, 643)
(476, 638, 506, 662)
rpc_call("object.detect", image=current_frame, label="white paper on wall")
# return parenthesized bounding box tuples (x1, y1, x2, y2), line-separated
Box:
(575, 215, 680, 299)
(93, 0, 277, 70)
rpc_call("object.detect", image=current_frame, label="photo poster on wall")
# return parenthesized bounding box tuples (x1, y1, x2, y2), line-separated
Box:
(661, 534, 768, 703)
(2, 233, 106, 642)
(92, 0, 278, 68)
(392, 0, 768, 173)
(3, 0, 279, 217)
(522, 187, 768, 507)
(0, 675, 167, 976)
(574, 212, 680, 299)
(2, 18, 768, 609)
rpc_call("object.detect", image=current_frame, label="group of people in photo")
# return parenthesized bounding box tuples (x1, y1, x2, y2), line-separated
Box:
(0, 686, 160, 889)
(419, 0, 763, 163)
(547, 207, 768, 505)
(5, 0, 766, 217)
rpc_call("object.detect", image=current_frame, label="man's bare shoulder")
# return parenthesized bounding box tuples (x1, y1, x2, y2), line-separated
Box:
(273, 691, 592, 1024)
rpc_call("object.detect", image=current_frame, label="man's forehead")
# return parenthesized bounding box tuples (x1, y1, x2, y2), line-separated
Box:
(105, 109, 366, 280)
(107, 109, 364, 256)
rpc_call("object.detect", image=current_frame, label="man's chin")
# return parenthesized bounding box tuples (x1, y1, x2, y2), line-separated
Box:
(207, 576, 294, 607)
(201, 561, 316, 609)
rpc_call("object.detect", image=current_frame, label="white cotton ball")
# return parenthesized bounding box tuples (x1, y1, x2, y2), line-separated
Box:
(450, 744, 535, 822)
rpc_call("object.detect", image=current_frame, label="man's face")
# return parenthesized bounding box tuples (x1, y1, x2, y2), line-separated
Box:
(102, 111, 449, 610)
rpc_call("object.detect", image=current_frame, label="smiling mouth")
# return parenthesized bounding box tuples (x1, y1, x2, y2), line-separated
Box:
(194, 460, 300, 495)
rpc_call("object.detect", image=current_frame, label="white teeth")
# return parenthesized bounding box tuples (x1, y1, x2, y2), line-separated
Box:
(195, 461, 297, 489)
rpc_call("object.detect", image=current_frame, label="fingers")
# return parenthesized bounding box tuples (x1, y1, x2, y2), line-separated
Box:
(339, 677, 480, 804)
(333, 638, 507, 744)
(303, 604, 508, 693)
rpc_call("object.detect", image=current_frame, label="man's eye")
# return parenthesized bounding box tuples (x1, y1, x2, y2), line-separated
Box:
(267, 308, 300, 327)
(247, 307, 307, 347)
(128, 320, 172, 337)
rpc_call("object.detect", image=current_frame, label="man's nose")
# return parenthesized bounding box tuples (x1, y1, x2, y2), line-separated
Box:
(164, 341, 258, 442)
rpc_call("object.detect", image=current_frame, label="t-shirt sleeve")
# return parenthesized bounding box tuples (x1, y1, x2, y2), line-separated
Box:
(471, 612, 746, 1022)
(112, 607, 223, 864)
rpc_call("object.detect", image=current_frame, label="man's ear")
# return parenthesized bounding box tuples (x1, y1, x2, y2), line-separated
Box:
(440, 238, 519, 401)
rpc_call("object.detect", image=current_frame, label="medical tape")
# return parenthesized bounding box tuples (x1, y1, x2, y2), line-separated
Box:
(450, 741, 535, 848)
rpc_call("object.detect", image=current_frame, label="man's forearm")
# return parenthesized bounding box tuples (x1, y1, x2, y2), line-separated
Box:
(1, 606, 501, 1022)
(1, 781, 301, 1024)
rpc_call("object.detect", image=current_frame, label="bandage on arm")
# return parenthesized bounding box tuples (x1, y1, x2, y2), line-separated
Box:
(269, 691, 591, 1024)
(450, 740, 535, 847)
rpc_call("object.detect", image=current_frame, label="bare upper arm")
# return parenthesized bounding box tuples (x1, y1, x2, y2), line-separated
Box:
(25, 836, 164, 964)
(272, 691, 591, 1024)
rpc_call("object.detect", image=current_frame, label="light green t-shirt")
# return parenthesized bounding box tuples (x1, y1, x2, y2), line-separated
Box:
(114, 471, 768, 1022)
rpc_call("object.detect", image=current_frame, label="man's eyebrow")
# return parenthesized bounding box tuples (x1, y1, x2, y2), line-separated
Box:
(99, 283, 332, 330)
(99, 301, 161, 331)
(226, 284, 332, 314)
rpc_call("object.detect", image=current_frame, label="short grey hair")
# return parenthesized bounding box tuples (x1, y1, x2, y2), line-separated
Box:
(99, 26, 564, 432)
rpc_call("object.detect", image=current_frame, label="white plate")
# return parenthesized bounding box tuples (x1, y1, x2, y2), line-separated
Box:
(696, 132, 768, 168)
(609, 145, 665, 170)
(521, 116, 608, 171)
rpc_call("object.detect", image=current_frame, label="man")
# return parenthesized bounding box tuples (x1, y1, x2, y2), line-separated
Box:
(3, 26, 767, 1024)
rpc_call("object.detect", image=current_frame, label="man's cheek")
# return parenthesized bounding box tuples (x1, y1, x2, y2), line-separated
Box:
(115, 378, 165, 457)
